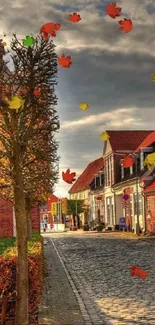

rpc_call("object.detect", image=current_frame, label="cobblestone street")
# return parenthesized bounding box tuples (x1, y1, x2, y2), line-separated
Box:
(46, 232, 155, 325)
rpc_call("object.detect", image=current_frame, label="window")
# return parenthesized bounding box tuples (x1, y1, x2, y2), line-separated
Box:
(106, 159, 108, 186)
(140, 151, 144, 170)
(109, 158, 111, 186)
(101, 173, 104, 186)
(134, 193, 142, 215)
(121, 164, 124, 179)
(130, 196, 133, 216)
(96, 176, 100, 187)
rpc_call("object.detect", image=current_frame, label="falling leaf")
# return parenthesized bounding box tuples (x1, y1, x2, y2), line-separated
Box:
(106, 2, 122, 19)
(2, 42, 7, 47)
(34, 90, 41, 97)
(100, 132, 110, 141)
(128, 266, 148, 280)
(58, 53, 72, 68)
(121, 156, 135, 168)
(68, 12, 81, 23)
(23, 35, 36, 47)
(8, 96, 24, 111)
(151, 74, 155, 82)
(144, 153, 155, 171)
(79, 102, 89, 110)
(40, 22, 61, 40)
(118, 19, 133, 33)
(62, 169, 76, 184)
(123, 194, 129, 201)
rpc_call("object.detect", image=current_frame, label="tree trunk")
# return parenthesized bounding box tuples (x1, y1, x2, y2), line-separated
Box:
(26, 197, 32, 241)
(13, 162, 29, 325)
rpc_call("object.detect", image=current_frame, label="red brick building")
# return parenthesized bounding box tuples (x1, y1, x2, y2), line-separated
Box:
(39, 194, 59, 226)
(0, 196, 40, 237)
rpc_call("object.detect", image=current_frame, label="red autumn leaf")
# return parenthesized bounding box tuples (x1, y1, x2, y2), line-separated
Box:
(118, 18, 133, 33)
(68, 12, 81, 23)
(128, 266, 148, 280)
(40, 22, 61, 40)
(106, 2, 122, 19)
(121, 156, 135, 168)
(58, 53, 72, 68)
(62, 168, 76, 184)
(34, 90, 40, 97)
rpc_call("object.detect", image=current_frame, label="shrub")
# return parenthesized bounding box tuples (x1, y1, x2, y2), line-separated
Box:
(0, 232, 44, 324)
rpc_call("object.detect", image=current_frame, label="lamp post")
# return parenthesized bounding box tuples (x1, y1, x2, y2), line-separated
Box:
(75, 199, 78, 227)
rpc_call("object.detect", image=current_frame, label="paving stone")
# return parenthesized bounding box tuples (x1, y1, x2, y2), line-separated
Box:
(43, 232, 155, 325)
(38, 237, 85, 325)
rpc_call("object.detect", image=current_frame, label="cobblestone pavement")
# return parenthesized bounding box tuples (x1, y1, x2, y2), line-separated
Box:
(48, 232, 155, 325)
(38, 236, 85, 325)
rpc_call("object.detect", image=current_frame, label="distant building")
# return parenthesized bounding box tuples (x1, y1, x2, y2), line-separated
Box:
(68, 157, 104, 226)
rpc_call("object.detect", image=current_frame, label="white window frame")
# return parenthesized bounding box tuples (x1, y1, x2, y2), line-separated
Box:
(121, 164, 124, 179)
(140, 151, 144, 170)
(130, 166, 133, 175)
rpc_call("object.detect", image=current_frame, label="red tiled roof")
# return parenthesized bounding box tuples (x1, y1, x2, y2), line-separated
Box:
(68, 157, 104, 194)
(134, 131, 155, 153)
(48, 194, 59, 202)
(106, 130, 153, 151)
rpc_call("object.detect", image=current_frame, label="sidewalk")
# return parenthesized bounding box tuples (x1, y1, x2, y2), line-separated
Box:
(38, 237, 86, 325)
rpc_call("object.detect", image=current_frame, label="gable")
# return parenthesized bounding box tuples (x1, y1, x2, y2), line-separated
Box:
(103, 140, 112, 157)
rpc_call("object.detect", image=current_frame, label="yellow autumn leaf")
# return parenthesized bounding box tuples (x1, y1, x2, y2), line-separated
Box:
(8, 96, 24, 111)
(100, 132, 110, 141)
(79, 102, 89, 111)
(144, 153, 155, 170)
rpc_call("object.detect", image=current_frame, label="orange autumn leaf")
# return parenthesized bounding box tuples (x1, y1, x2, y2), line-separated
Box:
(128, 266, 148, 280)
(118, 19, 133, 33)
(62, 168, 76, 184)
(68, 12, 81, 23)
(106, 2, 122, 19)
(58, 53, 72, 68)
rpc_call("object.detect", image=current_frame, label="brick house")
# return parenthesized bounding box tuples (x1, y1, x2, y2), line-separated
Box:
(0, 196, 40, 237)
(69, 157, 104, 226)
(112, 130, 155, 233)
(103, 130, 153, 230)
(134, 131, 155, 233)
(39, 194, 59, 227)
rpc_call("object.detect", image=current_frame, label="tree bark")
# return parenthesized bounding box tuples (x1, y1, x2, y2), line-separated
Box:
(13, 158, 29, 325)
(26, 197, 32, 241)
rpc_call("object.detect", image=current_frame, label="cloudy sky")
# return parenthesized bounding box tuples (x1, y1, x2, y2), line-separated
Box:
(1, 0, 155, 198)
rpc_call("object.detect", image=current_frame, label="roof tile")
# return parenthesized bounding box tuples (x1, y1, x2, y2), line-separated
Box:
(106, 130, 153, 151)
(134, 131, 155, 153)
(68, 157, 104, 194)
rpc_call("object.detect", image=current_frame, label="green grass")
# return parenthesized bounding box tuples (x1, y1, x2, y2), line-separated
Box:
(0, 232, 43, 256)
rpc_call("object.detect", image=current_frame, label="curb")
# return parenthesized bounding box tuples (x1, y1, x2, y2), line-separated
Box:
(50, 238, 93, 325)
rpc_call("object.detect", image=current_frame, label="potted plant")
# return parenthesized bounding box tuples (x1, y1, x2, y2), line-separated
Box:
(83, 224, 89, 231)
(70, 225, 77, 231)
(96, 223, 104, 232)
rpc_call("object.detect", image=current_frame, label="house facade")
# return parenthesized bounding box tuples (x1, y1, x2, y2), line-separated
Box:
(103, 130, 153, 231)
(68, 157, 104, 226)
(89, 170, 105, 227)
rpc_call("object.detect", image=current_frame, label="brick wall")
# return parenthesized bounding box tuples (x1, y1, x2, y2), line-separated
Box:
(145, 195, 155, 233)
(31, 204, 40, 233)
(0, 197, 40, 237)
